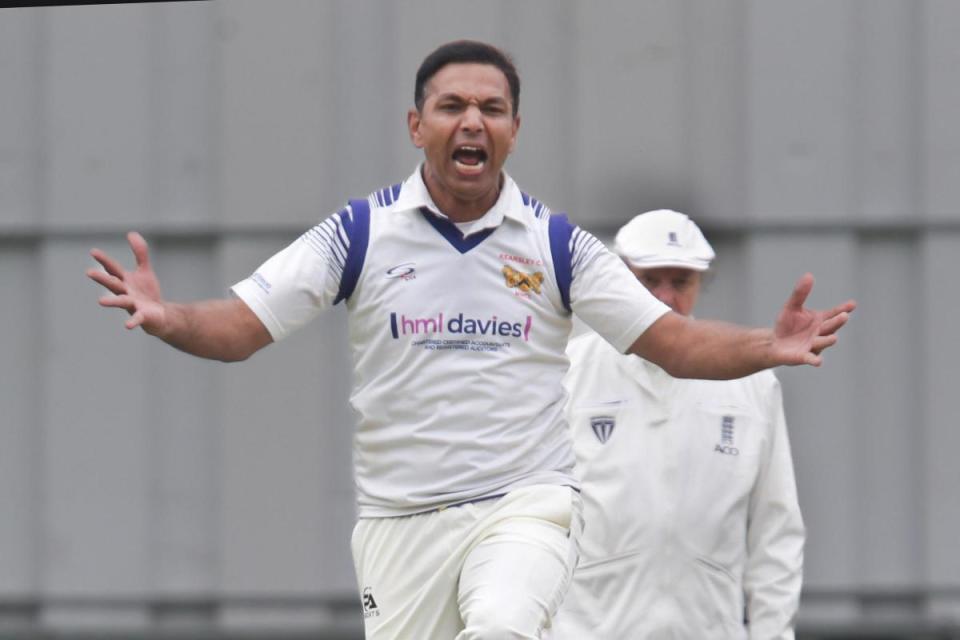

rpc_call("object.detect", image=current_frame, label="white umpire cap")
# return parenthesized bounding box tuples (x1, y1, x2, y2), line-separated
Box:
(613, 209, 715, 272)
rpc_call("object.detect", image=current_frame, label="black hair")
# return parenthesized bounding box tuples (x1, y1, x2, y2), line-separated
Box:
(414, 40, 520, 115)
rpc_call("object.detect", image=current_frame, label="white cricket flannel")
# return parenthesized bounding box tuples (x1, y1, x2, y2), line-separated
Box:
(232, 167, 669, 517)
(553, 332, 805, 640)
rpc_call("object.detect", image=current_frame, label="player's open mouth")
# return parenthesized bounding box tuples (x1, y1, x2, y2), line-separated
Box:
(452, 145, 488, 174)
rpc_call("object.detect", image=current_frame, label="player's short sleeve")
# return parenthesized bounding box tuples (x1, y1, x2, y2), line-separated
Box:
(230, 210, 351, 341)
(568, 227, 670, 353)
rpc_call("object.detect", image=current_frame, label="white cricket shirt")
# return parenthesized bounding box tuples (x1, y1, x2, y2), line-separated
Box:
(232, 167, 669, 516)
(553, 331, 805, 640)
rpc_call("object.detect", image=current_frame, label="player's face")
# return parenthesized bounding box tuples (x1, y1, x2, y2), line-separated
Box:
(408, 63, 520, 216)
(629, 266, 702, 316)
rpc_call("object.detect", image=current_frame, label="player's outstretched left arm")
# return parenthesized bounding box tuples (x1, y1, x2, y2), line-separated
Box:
(629, 273, 856, 379)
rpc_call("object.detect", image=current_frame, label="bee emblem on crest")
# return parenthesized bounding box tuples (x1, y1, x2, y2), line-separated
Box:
(502, 265, 544, 294)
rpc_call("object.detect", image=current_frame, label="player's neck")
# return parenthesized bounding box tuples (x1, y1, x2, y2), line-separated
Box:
(422, 168, 502, 223)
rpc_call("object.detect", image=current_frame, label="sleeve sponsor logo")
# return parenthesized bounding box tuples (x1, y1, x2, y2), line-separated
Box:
(251, 272, 272, 293)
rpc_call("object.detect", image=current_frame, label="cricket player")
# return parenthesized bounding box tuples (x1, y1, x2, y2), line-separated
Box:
(88, 41, 852, 639)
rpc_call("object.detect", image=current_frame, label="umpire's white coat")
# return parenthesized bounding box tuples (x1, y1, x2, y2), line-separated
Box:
(552, 331, 805, 640)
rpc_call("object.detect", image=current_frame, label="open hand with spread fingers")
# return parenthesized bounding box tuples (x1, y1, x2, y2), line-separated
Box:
(87, 231, 169, 337)
(772, 273, 857, 367)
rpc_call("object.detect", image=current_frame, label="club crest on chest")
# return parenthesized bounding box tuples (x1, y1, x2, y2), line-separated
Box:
(502, 264, 544, 296)
(590, 415, 616, 444)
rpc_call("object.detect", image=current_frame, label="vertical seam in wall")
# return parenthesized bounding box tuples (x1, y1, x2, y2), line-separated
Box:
(909, 1, 929, 592)
(33, 6, 49, 609)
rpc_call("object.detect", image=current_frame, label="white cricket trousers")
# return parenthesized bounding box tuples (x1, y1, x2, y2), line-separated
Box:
(351, 484, 583, 639)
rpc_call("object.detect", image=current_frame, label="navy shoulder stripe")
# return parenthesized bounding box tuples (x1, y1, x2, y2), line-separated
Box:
(375, 182, 403, 208)
(520, 192, 549, 218)
(548, 213, 575, 312)
(334, 198, 371, 304)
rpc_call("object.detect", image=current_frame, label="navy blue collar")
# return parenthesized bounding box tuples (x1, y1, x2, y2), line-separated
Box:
(419, 207, 496, 254)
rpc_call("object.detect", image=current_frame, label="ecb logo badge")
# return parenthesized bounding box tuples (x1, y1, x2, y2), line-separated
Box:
(590, 416, 616, 444)
(715, 415, 739, 456)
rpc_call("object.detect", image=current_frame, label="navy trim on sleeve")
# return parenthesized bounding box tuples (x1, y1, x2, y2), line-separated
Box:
(334, 198, 371, 304)
(548, 213, 574, 312)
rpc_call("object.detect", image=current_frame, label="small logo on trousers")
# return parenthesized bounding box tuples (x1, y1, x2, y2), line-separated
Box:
(362, 587, 380, 618)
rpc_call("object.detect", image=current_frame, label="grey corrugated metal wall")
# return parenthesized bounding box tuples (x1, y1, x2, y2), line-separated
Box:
(1, 0, 958, 636)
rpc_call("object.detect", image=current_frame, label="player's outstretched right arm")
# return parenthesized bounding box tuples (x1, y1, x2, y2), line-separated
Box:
(87, 231, 273, 362)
